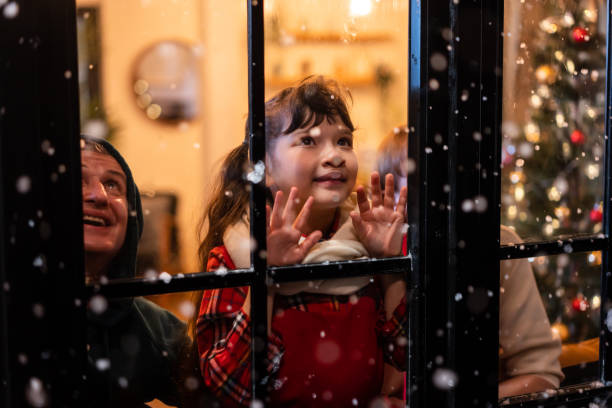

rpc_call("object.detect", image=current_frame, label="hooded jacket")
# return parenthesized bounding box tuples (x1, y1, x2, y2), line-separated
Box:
(84, 137, 190, 407)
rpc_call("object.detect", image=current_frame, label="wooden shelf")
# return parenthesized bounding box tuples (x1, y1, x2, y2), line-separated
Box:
(271, 30, 392, 45)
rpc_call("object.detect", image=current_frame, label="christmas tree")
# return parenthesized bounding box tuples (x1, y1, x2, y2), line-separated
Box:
(501, 0, 606, 344)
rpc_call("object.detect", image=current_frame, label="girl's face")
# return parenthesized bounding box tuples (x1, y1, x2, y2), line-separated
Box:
(267, 115, 358, 212)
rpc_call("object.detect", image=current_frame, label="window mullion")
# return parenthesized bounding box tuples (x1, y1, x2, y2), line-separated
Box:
(247, 0, 268, 402)
(600, 0, 612, 385)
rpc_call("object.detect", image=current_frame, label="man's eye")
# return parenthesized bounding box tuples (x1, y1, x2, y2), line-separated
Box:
(104, 180, 118, 190)
(300, 137, 314, 146)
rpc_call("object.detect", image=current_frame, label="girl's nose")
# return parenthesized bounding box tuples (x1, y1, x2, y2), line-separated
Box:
(83, 179, 109, 206)
(323, 146, 345, 168)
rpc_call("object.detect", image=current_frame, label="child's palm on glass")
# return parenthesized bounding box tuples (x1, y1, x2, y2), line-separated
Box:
(351, 172, 407, 258)
(266, 187, 322, 266)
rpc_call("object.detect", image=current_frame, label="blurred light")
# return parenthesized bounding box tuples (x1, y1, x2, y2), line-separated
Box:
(551, 219, 560, 229)
(555, 113, 567, 128)
(586, 163, 600, 180)
(562, 142, 571, 158)
(537, 85, 551, 98)
(146, 104, 162, 120)
(566, 60, 576, 75)
(515, 158, 525, 167)
(530, 94, 543, 108)
(350, 0, 372, 16)
(134, 79, 149, 95)
(539, 18, 558, 34)
(547, 186, 561, 201)
(588, 251, 602, 266)
(507, 205, 518, 220)
(519, 212, 527, 221)
(586, 107, 597, 118)
(543, 224, 554, 236)
(514, 184, 525, 201)
(524, 122, 540, 143)
(554, 51, 564, 61)
(584, 9, 597, 23)
(561, 12, 575, 27)
(137, 94, 152, 109)
(510, 171, 522, 184)
(554, 206, 570, 219)
(592, 295, 601, 310)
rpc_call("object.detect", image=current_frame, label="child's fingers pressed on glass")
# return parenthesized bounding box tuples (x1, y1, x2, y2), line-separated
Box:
(384, 174, 396, 208)
(370, 172, 383, 207)
(356, 186, 371, 214)
(396, 186, 408, 217)
(293, 196, 314, 232)
(270, 190, 285, 230)
(282, 187, 299, 223)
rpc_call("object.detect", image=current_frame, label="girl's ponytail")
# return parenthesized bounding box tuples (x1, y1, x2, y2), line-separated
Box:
(196, 142, 250, 270)
(186, 142, 250, 392)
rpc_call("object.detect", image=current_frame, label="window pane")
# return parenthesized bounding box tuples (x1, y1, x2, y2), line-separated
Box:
(76, 1, 249, 281)
(86, 290, 217, 407)
(274, 274, 406, 406)
(500, 0, 607, 242)
(263, 0, 410, 266)
(85, 275, 406, 407)
(499, 250, 601, 402)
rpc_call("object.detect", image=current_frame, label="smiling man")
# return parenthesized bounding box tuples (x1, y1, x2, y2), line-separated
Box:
(81, 142, 129, 283)
(80, 137, 204, 407)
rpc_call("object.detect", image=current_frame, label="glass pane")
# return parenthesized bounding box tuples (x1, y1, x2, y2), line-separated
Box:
(86, 290, 217, 407)
(501, 0, 607, 242)
(498, 248, 601, 402)
(76, 1, 249, 281)
(86, 275, 405, 407)
(264, 0, 410, 266)
(268, 275, 407, 406)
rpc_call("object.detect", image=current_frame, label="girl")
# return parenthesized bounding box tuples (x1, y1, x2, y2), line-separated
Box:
(194, 77, 407, 407)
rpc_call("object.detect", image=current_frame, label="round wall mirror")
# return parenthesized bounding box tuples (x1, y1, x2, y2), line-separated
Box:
(132, 41, 201, 122)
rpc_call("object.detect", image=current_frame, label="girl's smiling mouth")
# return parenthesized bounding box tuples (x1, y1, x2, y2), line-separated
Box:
(313, 172, 347, 183)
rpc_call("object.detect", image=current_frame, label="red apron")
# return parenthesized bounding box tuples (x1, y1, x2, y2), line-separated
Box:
(270, 294, 383, 407)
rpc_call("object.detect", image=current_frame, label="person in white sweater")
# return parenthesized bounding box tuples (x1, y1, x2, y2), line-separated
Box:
(377, 126, 564, 399)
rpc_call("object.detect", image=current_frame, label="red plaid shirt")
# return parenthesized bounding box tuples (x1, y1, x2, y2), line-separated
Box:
(196, 246, 407, 407)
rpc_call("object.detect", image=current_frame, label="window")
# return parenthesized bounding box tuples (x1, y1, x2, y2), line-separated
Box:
(2, 0, 612, 407)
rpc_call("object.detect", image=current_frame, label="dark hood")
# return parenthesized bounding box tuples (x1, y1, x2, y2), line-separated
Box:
(82, 135, 143, 281)
(83, 135, 143, 326)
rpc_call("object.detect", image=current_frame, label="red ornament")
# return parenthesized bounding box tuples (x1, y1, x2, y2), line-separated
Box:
(572, 26, 589, 43)
(572, 297, 588, 312)
(590, 207, 603, 223)
(570, 130, 585, 145)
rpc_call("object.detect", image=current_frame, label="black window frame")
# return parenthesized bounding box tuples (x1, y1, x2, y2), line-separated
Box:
(3, 0, 612, 407)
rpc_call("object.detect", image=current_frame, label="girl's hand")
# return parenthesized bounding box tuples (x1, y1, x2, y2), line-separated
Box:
(266, 187, 322, 266)
(350, 172, 407, 258)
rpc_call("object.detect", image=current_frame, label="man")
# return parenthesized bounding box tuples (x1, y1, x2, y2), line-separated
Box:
(82, 136, 198, 407)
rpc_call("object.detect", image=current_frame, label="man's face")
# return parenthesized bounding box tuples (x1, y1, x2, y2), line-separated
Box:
(267, 115, 358, 212)
(81, 150, 128, 261)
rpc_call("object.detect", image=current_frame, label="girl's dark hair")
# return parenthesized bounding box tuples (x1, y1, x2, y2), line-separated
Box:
(187, 76, 354, 367)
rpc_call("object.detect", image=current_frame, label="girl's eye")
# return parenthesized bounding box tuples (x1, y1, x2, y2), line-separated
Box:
(300, 136, 314, 146)
(338, 137, 353, 147)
